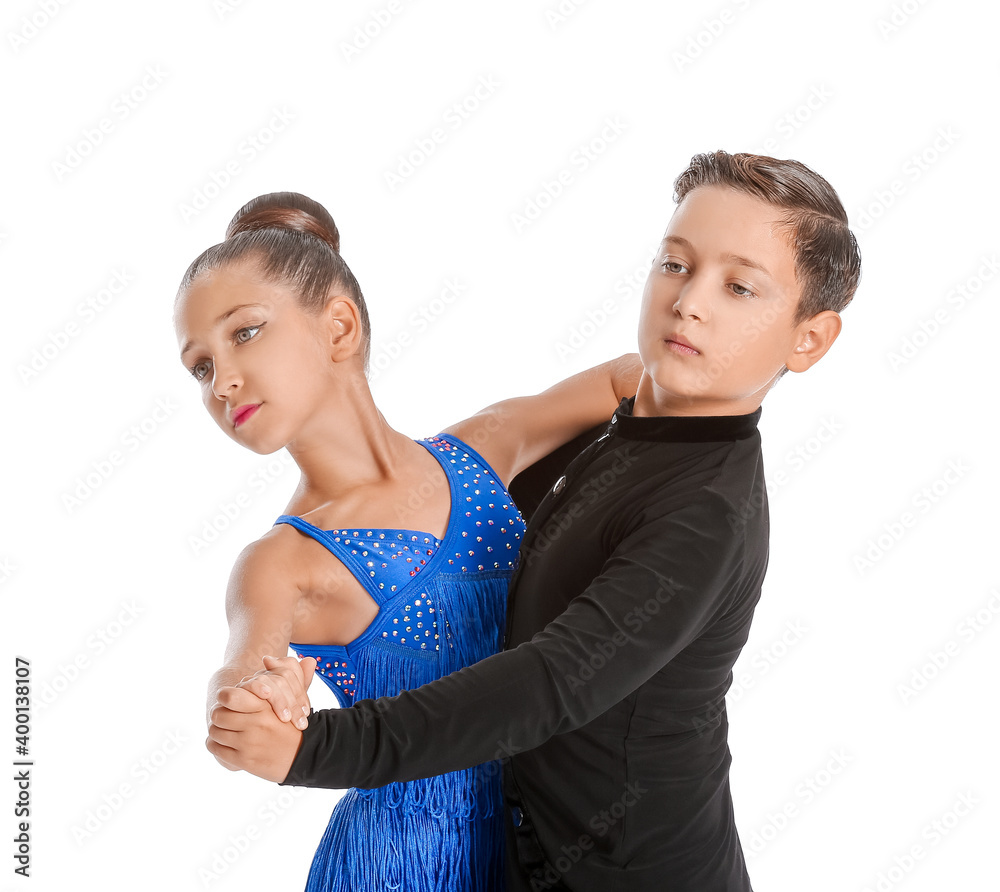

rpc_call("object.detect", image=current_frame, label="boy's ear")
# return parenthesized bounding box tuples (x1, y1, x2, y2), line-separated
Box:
(785, 310, 842, 373)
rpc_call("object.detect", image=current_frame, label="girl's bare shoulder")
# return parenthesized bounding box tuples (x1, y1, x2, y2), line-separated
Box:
(225, 524, 313, 611)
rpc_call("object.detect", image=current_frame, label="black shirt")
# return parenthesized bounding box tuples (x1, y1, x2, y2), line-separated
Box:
(282, 395, 768, 891)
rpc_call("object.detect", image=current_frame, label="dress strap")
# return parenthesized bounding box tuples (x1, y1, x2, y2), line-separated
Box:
(273, 515, 387, 605)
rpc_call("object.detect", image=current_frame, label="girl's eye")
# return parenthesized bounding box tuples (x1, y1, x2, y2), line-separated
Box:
(187, 323, 263, 380)
(235, 324, 262, 344)
(191, 360, 212, 381)
(661, 260, 687, 274)
(730, 283, 757, 298)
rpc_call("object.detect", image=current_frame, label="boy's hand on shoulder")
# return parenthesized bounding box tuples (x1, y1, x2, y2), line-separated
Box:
(236, 654, 316, 730)
(206, 682, 305, 783)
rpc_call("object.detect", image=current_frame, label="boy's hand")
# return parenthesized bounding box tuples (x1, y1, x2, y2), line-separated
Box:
(206, 685, 303, 782)
(236, 655, 316, 730)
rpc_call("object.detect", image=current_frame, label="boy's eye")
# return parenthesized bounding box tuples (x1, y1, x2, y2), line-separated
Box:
(661, 260, 687, 274)
(730, 283, 757, 298)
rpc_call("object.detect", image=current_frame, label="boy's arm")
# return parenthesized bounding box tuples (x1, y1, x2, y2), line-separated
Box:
(441, 353, 642, 488)
(208, 492, 756, 787)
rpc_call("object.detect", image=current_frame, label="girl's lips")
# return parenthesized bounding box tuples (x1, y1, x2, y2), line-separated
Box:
(232, 404, 260, 427)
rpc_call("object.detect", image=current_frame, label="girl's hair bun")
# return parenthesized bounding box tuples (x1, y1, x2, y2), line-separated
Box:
(178, 189, 371, 374)
(225, 191, 341, 253)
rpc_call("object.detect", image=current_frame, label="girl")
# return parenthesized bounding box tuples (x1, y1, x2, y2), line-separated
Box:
(176, 191, 640, 891)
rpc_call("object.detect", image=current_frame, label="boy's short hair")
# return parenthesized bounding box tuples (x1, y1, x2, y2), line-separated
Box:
(673, 151, 862, 325)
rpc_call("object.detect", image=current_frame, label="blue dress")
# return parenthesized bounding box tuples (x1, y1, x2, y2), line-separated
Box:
(274, 433, 526, 891)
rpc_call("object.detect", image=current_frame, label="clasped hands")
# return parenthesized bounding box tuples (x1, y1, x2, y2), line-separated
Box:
(206, 654, 317, 783)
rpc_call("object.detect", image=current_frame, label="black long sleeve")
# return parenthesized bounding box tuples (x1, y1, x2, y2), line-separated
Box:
(283, 487, 746, 787)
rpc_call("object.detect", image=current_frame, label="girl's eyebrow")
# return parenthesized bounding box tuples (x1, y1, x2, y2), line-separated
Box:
(179, 303, 266, 359)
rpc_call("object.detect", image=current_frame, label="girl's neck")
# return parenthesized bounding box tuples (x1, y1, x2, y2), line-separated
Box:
(283, 372, 412, 510)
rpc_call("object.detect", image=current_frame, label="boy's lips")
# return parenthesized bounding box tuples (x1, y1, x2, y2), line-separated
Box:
(664, 333, 700, 355)
(231, 403, 261, 427)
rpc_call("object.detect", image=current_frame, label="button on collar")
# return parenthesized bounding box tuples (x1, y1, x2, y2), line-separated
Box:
(552, 475, 567, 495)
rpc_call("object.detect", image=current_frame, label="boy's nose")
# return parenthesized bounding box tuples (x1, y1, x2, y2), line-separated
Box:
(671, 281, 708, 321)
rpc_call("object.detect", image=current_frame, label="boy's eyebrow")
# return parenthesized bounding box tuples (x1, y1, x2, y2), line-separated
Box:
(662, 236, 774, 281)
(722, 253, 774, 280)
(179, 303, 266, 358)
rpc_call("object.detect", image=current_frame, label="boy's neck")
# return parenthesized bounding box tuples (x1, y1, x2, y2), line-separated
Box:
(631, 372, 765, 418)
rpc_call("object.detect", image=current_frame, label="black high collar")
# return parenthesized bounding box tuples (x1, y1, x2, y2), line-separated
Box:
(610, 395, 761, 443)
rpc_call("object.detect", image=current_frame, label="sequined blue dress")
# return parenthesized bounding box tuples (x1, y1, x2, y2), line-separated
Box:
(274, 433, 526, 892)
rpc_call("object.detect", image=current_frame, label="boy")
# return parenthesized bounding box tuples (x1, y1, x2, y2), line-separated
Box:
(207, 150, 861, 890)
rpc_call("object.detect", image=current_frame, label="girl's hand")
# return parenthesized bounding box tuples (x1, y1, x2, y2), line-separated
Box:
(236, 655, 316, 730)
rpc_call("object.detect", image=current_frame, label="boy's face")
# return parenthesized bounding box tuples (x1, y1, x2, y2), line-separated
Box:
(635, 184, 819, 416)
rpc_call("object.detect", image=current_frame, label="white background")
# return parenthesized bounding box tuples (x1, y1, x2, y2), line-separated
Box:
(2, 0, 998, 890)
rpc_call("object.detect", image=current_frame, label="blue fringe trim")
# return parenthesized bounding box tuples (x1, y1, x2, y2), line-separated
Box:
(305, 572, 511, 890)
(429, 571, 508, 677)
(305, 785, 504, 891)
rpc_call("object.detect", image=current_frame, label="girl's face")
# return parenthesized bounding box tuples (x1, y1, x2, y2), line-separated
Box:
(175, 261, 336, 454)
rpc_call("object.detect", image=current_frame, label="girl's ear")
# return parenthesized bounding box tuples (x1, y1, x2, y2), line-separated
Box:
(322, 295, 363, 362)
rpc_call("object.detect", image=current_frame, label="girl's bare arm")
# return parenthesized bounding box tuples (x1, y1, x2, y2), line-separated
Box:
(442, 352, 643, 487)
(205, 534, 312, 733)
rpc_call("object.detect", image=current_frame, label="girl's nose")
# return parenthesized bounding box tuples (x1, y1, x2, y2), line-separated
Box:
(211, 358, 242, 400)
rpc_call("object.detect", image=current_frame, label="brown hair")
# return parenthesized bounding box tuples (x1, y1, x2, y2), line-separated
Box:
(177, 191, 371, 374)
(672, 151, 861, 325)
